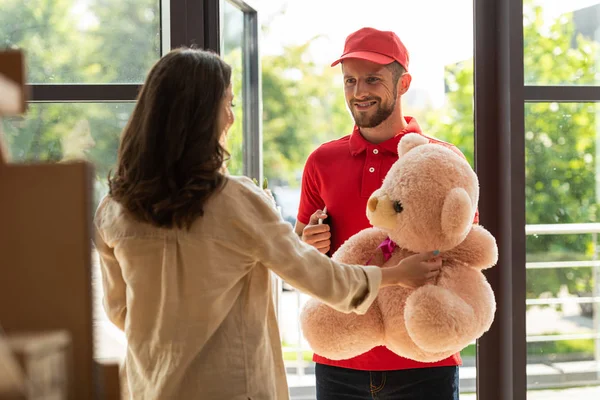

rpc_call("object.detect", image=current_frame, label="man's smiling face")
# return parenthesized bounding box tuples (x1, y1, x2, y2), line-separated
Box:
(342, 58, 397, 128)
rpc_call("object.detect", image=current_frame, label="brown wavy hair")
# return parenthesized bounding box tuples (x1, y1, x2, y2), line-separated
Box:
(109, 48, 231, 229)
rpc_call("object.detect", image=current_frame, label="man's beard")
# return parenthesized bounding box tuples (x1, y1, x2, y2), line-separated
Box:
(350, 95, 396, 128)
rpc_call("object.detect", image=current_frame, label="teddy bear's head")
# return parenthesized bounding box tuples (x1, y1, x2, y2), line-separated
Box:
(366, 133, 478, 253)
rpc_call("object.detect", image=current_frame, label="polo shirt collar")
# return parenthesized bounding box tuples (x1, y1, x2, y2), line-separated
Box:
(349, 117, 422, 156)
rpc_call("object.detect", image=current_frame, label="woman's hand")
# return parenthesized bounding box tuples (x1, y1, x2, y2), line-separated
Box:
(380, 251, 442, 289)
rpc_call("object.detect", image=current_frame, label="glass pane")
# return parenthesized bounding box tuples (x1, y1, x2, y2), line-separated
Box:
(525, 102, 600, 397)
(251, 0, 476, 396)
(0, 0, 160, 84)
(524, 0, 600, 86)
(221, 0, 245, 176)
(1, 102, 132, 208)
(2, 102, 131, 361)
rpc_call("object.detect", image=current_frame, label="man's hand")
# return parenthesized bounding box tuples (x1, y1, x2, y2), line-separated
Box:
(380, 251, 442, 289)
(300, 209, 331, 254)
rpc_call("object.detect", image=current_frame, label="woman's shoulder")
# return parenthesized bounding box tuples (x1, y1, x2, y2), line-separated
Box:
(94, 195, 121, 231)
(93, 195, 130, 243)
(221, 175, 266, 202)
(94, 195, 164, 241)
(216, 175, 277, 217)
(224, 175, 255, 191)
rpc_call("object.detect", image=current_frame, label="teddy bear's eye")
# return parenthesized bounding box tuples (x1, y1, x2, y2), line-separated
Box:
(393, 200, 403, 213)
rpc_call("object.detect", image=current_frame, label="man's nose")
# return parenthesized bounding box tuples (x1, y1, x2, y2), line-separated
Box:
(354, 80, 369, 98)
(368, 197, 378, 212)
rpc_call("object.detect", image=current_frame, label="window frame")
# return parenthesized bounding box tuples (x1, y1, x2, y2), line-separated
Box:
(474, 1, 600, 399)
(25, 0, 222, 103)
(25, 0, 262, 183)
(219, 0, 262, 182)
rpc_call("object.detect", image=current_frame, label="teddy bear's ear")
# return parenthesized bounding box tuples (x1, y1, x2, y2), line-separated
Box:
(441, 188, 474, 239)
(398, 133, 429, 157)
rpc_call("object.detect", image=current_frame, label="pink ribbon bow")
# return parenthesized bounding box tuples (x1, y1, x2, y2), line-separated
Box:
(366, 236, 397, 265)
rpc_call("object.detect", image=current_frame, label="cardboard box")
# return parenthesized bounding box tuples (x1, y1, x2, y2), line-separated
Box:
(1, 331, 71, 400)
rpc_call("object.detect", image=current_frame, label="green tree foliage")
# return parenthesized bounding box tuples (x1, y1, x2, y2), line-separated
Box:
(0, 0, 94, 83)
(88, 0, 160, 84)
(259, 40, 351, 186)
(0, 0, 156, 205)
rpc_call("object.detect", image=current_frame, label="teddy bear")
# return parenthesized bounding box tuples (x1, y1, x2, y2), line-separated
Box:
(300, 133, 498, 363)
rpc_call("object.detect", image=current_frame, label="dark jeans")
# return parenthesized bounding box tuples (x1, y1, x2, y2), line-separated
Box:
(315, 363, 459, 400)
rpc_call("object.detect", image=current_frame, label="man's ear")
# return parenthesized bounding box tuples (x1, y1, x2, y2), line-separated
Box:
(398, 72, 412, 96)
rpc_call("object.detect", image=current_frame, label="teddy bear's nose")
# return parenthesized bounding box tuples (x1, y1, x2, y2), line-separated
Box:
(368, 197, 378, 212)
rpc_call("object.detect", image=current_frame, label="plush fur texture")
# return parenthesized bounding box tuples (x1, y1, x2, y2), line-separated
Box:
(300, 133, 498, 362)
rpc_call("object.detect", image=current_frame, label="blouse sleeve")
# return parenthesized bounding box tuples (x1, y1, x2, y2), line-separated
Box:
(93, 198, 128, 331)
(226, 177, 381, 314)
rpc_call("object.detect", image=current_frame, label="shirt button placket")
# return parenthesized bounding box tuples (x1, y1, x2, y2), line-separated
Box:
(362, 146, 383, 197)
(370, 148, 379, 172)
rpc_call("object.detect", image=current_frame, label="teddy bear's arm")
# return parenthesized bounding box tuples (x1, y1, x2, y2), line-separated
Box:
(332, 227, 390, 266)
(445, 225, 498, 269)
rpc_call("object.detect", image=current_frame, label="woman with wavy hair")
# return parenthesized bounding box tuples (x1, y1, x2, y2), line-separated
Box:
(94, 48, 440, 399)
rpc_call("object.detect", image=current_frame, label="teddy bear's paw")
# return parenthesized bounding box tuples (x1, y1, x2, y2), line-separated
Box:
(450, 225, 499, 269)
(404, 286, 475, 354)
(299, 299, 384, 360)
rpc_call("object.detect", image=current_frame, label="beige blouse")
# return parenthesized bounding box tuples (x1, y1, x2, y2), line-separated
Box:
(94, 175, 382, 400)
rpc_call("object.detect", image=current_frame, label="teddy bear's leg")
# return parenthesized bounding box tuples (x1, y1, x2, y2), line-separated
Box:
(442, 267, 497, 340)
(300, 298, 384, 360)
(404, 285, 476, 354)
(378, 286, 457, 363)
(378, 286, 447, 362)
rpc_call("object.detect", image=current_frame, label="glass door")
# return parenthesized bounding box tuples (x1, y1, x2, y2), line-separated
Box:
(220, 0, 261, 181)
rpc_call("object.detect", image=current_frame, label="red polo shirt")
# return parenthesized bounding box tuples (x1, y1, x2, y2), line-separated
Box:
(297, 117, 471, 371)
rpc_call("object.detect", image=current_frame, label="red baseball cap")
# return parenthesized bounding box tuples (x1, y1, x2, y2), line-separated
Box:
(331, 27, 409, 70)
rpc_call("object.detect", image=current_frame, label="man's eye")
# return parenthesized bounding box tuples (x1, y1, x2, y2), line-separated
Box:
(393, 200, 403, 213)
